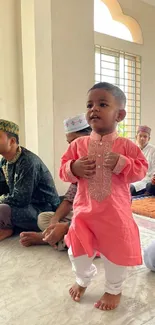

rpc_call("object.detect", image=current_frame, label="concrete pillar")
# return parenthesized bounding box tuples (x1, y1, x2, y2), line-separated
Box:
(34, 0, 54, 174)
(51, 0, 94, 192)
(0, 0, 20, 126)
(17, 0, 38, 153)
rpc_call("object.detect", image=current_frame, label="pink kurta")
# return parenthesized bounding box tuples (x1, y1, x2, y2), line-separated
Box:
(59, 131, 148, 266)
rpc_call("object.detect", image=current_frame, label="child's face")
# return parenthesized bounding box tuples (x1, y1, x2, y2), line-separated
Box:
(86, 89, 125, 135)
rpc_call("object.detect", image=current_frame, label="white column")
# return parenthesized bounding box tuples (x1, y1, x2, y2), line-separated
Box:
(17, 0, 54, 172)
(34, 0, 54, 174)
(51, 0, 94, 193)
(0, 0, 20, 126)
(17, 0, 38, 153)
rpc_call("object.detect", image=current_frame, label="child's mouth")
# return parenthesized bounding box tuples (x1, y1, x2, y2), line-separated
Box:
(90, 115, 100, 120)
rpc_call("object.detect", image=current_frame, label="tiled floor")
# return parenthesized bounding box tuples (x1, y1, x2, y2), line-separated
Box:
(0, 215, 155, 325)
(134, 213, 155, 231)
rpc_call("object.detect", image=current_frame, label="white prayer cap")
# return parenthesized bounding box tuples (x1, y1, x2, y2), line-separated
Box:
(63, 113, 89, 134)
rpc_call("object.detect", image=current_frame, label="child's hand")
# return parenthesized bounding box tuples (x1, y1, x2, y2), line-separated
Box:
(71, 157, 96, 179)
(104, 152, 120, 170)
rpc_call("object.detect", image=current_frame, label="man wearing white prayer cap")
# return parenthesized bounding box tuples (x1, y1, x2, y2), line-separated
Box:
(130, 125, 155, 196)
(20, 113, 91, 248)
(64, 113, 91, 143)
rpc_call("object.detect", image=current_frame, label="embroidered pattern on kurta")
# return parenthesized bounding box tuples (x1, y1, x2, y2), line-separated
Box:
(88, 132, 118, 202)
(88, 139, 112, 201)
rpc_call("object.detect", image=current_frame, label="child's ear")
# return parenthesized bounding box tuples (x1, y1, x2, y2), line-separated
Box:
(116, 109, 126, 122)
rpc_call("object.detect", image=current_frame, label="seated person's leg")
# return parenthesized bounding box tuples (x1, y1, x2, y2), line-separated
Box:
(37, 211, 55, 231)
(0, 204, 13, 240)
(20, 211, 55, 246)
(144, 241, 155, 271)
(20, 231, 45, 247)
(20, 210, 59, 246)
(130, 185, 137, 196)
(146, 182, 155, 195)
(11, 205, 40, 232)
(36, 195, 66, 231)
(130, 185, 146, 197)
(18, 206, 47, 246)
(20, 198, 72, 247)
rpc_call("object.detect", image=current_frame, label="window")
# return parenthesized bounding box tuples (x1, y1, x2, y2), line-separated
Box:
(95, 45, 141, 140)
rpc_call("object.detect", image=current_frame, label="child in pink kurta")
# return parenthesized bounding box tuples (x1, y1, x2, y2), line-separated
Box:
(59, 82, 148, 311)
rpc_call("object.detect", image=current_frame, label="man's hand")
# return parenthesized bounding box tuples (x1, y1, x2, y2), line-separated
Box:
(71, 157, 96, 179)
(49, 214, 60, 225)
(42, 214, 63, 236)
(43, 222, 69, 247)
(104, 152, 120, 171)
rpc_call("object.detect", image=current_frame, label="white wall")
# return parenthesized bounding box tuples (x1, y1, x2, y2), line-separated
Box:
(0, 0, 20, 125)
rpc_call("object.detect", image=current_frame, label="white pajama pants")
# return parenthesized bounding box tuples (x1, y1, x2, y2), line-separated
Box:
(68, 247, 127, 295)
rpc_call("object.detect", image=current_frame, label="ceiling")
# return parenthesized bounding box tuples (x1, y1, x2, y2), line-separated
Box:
(140, 0, 155, 6)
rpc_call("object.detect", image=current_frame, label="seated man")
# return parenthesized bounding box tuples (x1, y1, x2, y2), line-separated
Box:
(144, 173, 155, 195)
(0, 119, 60, 241)
(131, 125, 155, 196)
(144, 241, 155, 272)
(20, 113, 92, 249)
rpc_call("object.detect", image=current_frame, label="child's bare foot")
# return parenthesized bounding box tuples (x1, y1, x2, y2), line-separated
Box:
(69, 283, 86, 302)
(94, 292, 121, 311)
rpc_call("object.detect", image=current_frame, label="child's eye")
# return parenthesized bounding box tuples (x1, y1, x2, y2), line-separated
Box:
(100, 103, 108, 107)
(87, 104, 93, 109)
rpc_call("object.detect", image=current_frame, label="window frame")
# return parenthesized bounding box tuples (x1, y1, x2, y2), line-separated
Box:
(95, 45, 141, 140)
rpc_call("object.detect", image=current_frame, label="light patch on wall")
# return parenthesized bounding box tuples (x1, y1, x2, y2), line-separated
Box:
(94, 0, 143, 44)
(94, 0, 133, 41)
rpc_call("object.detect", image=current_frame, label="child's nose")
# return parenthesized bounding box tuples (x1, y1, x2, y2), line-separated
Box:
(92, 105, 100, 112)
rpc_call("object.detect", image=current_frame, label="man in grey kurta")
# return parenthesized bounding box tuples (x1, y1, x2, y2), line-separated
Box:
(0, 119, 60, 241)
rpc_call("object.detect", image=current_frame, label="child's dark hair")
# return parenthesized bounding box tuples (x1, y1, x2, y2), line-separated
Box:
(89, 82, 126, 108)
(76, 126, 92, 135)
